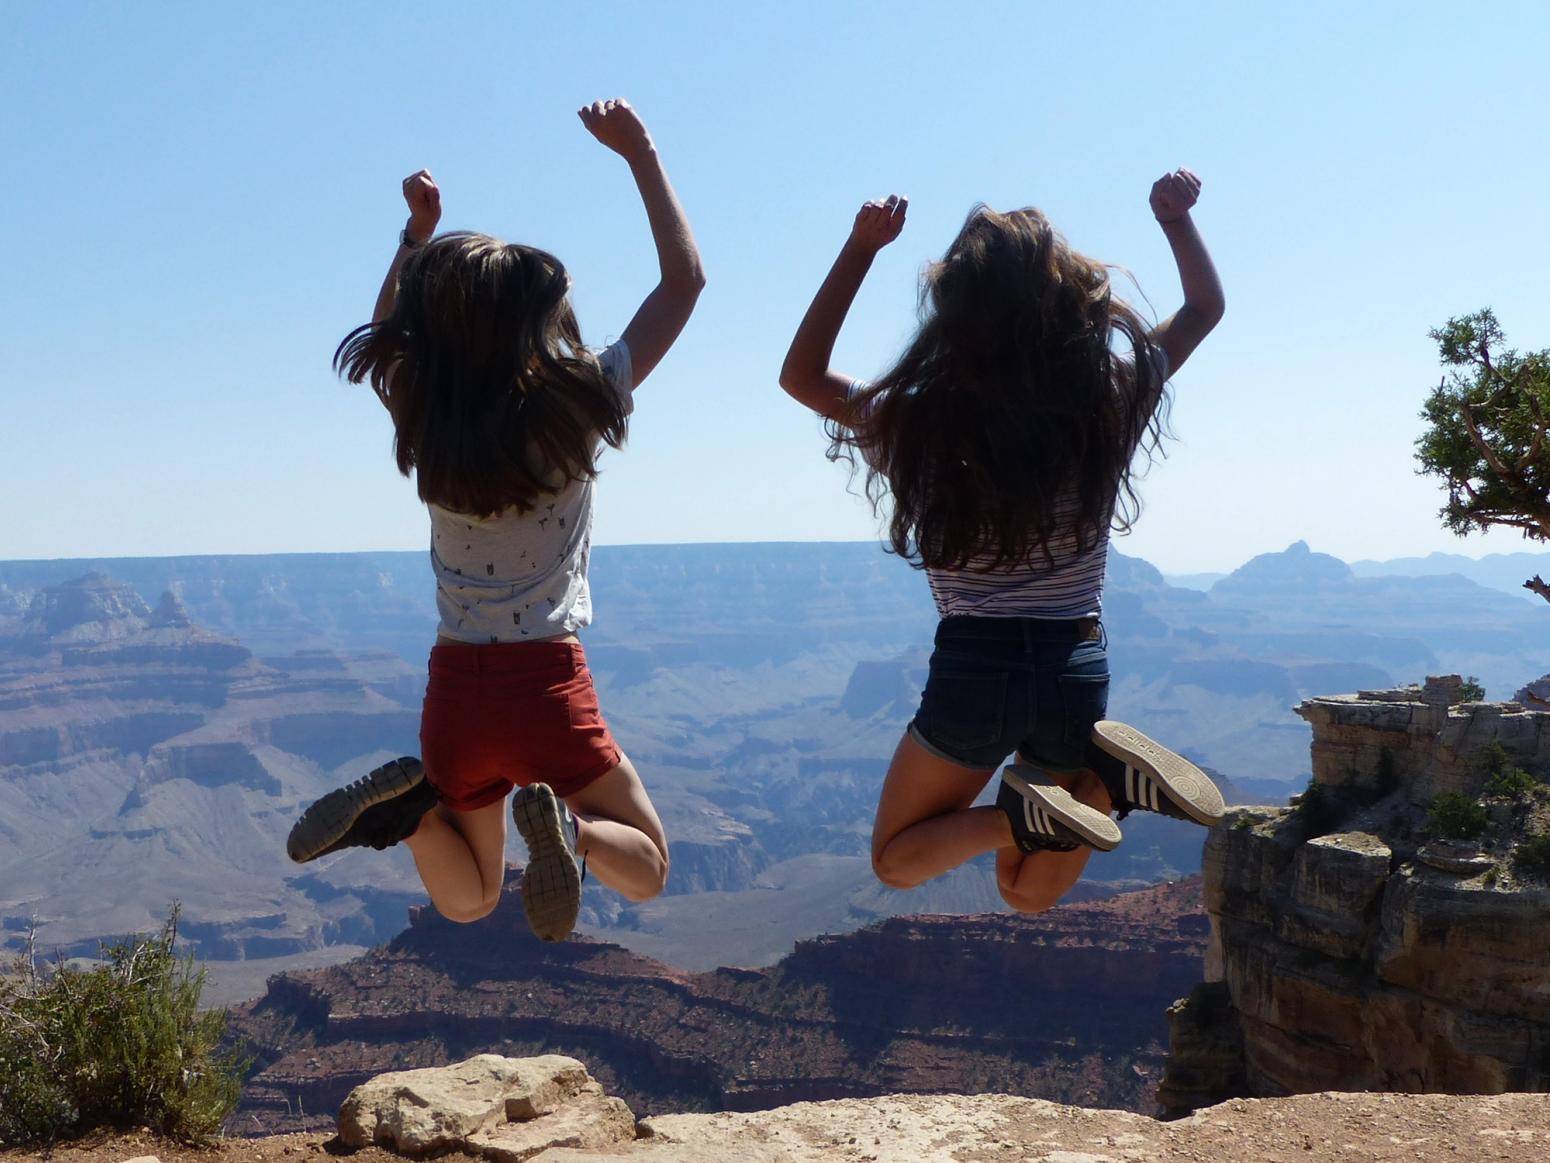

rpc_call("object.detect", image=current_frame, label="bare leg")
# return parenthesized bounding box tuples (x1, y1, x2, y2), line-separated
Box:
(995, 765, 1114, 913)
(563, 752, 669, 902)
(403, 800, 508, 923)
(870, 732, 1014, 889)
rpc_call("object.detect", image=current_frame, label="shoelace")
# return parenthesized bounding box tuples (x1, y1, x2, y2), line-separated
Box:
(566, 807, 589, 883)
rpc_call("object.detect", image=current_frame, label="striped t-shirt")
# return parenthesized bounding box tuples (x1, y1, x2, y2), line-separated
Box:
(924, 492, 1109, 620)
(849, 360, 1162, 621)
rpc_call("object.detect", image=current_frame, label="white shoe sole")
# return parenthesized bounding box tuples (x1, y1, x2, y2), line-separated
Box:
(1091, 721, 1225, 826)
(1002, 765, 1122, 852)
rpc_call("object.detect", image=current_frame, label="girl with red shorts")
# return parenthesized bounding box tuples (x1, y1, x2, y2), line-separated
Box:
(287, 99, 704, 943)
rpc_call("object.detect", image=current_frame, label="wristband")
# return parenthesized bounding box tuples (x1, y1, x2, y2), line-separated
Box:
(400, 228, 428, 249)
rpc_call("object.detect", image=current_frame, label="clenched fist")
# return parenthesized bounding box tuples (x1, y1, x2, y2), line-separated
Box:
(1150, 168, 1201, 224)
(850, 194, 908, 253)
(578, 98, 654, 162)
(402, 169, 442, 243)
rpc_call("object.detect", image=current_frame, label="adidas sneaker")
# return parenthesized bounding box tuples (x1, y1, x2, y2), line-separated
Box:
(1090, 721, 1225, 826)
(998, 765, 1123, 853)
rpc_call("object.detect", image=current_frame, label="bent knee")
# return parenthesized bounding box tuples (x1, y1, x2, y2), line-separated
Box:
(618, 856, 670, 903)
(436, 897, 500, 924)
(871, 850, 920, 892)
(998, 884, 1057, 914)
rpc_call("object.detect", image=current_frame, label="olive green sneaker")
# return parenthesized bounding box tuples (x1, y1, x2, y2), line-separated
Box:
(286, 757, 436, 862)
(512, 783, 583, 942)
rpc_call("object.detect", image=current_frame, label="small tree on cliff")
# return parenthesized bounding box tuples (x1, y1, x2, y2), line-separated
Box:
(1416, 309, 1550, 603)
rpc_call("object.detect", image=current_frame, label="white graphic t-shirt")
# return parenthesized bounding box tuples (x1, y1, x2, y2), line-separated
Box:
(428, 341, 632, 643)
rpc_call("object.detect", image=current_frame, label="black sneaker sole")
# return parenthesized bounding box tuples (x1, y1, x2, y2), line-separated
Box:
(513, 784, 581, 943)
(1002, 765, 1123, 852)
(1091, 721, 1225, 826)
(286, 757, 425, 863)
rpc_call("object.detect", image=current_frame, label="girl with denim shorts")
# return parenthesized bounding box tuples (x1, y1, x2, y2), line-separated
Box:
(286, 99, 704, 943)
(780, 172, 1226, 911)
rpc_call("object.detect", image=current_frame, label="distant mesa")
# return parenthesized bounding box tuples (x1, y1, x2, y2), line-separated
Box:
(1213, 541, 1354, 593)
(6, 573, 255, 674)
(16, 571, 153, 642)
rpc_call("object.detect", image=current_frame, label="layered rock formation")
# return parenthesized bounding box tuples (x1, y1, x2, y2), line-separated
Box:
(0, 573, 426, 958)
(1160, 677, 1550, 1111)
(230, 877, 1206, 1134)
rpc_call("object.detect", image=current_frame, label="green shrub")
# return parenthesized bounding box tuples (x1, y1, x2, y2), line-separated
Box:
(1459, 675, 1487, 702)
(1480, 742, 1543, 799)
(1485, 765, 1541, 799)
(1514, 831, 1550, 878)
(1424, 792, 1489, 841)
(1295, 780, 1344, 838)
(0, 908, 247, 1147)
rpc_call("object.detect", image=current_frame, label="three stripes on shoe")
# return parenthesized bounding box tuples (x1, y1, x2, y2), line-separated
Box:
(1124, 764, 1165, 813)
(1021, 796, 1066, 841)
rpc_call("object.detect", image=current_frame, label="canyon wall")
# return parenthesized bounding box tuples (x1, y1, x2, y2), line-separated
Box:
(1160, 677, 1550, 1112)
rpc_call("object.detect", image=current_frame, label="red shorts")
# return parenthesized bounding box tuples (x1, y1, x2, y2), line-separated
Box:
(419, 640, 622, 812)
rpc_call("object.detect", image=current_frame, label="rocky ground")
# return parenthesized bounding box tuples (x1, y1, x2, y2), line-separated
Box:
(8, 1091, 1550, 1162)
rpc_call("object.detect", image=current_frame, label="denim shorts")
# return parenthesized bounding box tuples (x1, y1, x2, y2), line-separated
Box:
(908, 615, 1109, 772)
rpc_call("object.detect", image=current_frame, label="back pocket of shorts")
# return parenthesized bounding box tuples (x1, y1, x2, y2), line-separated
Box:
(1059, 672, 1110, 747)
(916, 670, 1009, 757)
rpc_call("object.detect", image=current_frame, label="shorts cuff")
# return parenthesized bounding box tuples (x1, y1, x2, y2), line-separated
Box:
(441, 785, 515, 812)
(544, 746, 623, 799)
(907, 720, 998, 772)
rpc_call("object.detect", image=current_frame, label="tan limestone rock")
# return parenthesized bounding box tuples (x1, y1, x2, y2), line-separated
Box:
(467, 1087, 636, 1163)
(1279, 831, 1390, 959)
(337, 1053, 594, 1153)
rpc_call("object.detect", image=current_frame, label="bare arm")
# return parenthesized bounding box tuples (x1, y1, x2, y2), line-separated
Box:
(1146, 168, 1224, 376)
(579, 99, 705, 387)
(779, 195, 907, 420)
(372, 170, 442, 323)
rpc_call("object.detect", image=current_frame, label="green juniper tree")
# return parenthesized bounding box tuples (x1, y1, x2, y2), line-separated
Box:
(1416, 309, 1550, 604)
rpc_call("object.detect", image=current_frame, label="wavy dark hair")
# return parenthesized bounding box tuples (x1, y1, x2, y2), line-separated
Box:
(335, 232, 629, 517)
(828, 205, 1169, 571)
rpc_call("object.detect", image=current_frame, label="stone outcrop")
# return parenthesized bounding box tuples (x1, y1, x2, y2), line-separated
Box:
(1160, 677, 1550, 1112)
(338, 1054, 634, 1159)
(42, 1089, 1550, 1162)
(322, 1058, 1550, 1163)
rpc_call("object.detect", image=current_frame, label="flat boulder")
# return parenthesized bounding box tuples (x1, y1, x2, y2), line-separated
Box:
(337, 1053, 604, 1155)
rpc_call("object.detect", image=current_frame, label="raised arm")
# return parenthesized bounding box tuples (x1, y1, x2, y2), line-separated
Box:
(579, 98, 705, 387)
(372, 170, 442, 323)
(1146, 168, 1224, 376)
(778, 196, 907, 420)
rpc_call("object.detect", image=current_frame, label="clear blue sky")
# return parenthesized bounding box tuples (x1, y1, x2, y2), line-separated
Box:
(5, 1, 1549, 573)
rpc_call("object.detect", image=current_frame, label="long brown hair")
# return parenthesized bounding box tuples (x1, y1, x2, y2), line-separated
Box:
(829, 205, 1169, 571)
(336, 233, 629, 517)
